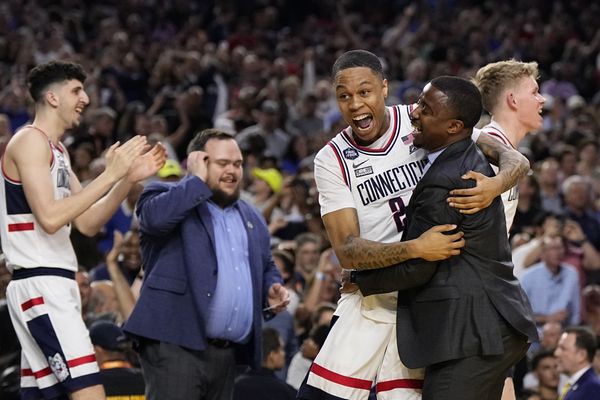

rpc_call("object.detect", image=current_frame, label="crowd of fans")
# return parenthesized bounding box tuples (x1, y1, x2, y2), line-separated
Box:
(1, 0, 600, 398)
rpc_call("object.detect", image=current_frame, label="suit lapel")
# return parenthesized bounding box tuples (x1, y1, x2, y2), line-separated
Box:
(196, 205, 216, 249)
(404, 138, 473, 239)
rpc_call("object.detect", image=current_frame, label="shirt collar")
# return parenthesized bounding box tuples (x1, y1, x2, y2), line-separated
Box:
(568, 366, 591, 385)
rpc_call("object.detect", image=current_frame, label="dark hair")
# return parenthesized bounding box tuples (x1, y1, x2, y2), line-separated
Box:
(261, 327, 282, 361)
(331, 50, 384, 80)
(27, 61, 87, 103)
(309, 324, 331, 349)
(429, 76, 482, 129)
(187, 128, 235, 155)
(531, 349, 556, 370)
(565, 326, 597, 362)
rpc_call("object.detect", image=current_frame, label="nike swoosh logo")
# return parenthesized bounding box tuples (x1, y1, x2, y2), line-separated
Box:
(352, 160, 368, 168)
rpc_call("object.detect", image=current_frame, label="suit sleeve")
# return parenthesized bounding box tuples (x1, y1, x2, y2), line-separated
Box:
(356, 176, 463, 296)
(137, 175, 213, 236)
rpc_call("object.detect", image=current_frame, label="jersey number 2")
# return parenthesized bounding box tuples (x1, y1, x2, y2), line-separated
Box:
(388, 197, 406, 233)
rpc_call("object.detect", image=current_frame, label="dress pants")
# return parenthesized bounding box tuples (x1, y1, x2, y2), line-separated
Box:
(422, 314, 529, 400)
(139, 339, 237, 400)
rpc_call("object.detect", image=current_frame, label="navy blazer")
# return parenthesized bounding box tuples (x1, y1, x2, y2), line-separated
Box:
(565, 367, 600, 400)
(356, 138, 538, 368)
(124, 175, 282, 369)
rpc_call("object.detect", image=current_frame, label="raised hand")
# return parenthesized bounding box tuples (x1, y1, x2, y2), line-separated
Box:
(413, 224, 465, 261)
(107, 230, 124, 266)
(127, 142, 168, 183)
(104, 136, 147, 181)
(187, 150, 209, 182)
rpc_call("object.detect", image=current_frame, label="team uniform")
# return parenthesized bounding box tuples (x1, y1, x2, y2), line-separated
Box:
(299, 105, 427, 400)
(472, 121, 519, 232)
(0, 126, 100, 399)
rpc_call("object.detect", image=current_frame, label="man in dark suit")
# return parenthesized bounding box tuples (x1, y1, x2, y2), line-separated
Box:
(124, 129, 289, 400)
(350, 76, 538, 399)
(554, 326, 600, 399)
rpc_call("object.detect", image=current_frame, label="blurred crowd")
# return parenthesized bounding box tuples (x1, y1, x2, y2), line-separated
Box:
(1, 0, 600, 399)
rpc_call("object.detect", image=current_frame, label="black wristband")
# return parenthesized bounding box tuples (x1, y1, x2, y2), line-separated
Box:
(350, 270, 357, 284)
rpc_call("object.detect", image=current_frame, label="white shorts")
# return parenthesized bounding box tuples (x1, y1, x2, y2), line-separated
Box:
(6, 273, 100, 399)
(299, 293, 424, 400)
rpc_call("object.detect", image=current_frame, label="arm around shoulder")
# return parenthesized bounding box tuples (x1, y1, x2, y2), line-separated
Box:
(356, 259, 437, 296)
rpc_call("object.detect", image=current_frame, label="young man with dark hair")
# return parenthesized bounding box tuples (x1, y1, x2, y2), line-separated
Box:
(1, 60, 165, 400)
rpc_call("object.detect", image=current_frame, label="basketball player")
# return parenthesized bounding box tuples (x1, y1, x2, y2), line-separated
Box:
(0, 61, 166, 400)
(448, 59, 545, 230)
(298, 50, 530, 400)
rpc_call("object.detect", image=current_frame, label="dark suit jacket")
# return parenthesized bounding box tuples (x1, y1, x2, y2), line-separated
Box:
(565, 367, 600, 400)
(356, 138, 538, 368)
(124, 175, 282, 369)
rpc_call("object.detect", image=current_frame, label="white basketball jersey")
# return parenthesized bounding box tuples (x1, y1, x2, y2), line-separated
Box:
(0, 130, 77, 272)
(314, 105, 427, 322)
(478, 121, 518, 232)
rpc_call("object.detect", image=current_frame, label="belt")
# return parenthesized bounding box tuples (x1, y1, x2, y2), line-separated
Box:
(12, 267, 76, 280)
(207, 338, 234, 349)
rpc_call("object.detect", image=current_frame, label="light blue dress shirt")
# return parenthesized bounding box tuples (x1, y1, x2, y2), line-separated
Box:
(205, 201, 253, 342)
(520, 262, 581, 328)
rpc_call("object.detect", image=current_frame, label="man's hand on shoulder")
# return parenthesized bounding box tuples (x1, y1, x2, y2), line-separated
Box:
(447, 171, 502, 214)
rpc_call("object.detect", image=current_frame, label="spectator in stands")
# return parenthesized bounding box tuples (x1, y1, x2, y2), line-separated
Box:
(233, 328, 296, 400)
(90, 320, 145, 398)
(554, 326, 600, 399)
(521, 236, 581, 330)
(286, 324, 330, 390)
(526, 350, 560, 400)
(562, 175, 600, 251)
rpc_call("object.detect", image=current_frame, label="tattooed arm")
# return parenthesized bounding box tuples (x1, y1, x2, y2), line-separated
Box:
(322, 208, 464, 270)
(447, 133, 530, 214)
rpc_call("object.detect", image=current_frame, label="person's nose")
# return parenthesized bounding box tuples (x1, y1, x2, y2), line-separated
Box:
(348, 96, 362, 112)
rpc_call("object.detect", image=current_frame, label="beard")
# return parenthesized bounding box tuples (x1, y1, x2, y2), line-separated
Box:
(210, 186, 241, 208)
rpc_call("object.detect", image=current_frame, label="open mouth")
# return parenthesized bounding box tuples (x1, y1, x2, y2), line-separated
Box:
(353, 113, 373, 131)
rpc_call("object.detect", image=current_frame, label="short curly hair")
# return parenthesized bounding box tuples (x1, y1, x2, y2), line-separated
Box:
(27, 61, 86, 103)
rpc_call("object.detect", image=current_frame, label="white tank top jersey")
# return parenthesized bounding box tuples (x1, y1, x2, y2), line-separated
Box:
(472, 121, 518, 233)
(0, 128, 78, 273)
(315, 105, 428, 322)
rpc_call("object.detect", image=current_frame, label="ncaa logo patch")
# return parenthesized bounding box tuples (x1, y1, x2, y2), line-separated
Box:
(343, 148, 359, 160)
(48, 353, 70, 382)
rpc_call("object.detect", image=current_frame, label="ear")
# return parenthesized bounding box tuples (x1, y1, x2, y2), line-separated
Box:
(382, 78, 389, 100)
(45, 91, 59, 108)
(447, 119, 464, 135)
(506, 91, 518, 111)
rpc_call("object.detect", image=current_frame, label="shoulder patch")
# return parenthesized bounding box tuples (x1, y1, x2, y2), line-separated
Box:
(343, 147, 359, 160)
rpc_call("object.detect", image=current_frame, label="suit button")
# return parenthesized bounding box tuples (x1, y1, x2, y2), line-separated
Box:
(207, 292, 212, 297)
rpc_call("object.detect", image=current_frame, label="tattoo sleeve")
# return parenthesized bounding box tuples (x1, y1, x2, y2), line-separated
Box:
(342, 235, 412, 270)
(476, 134, 530, 193)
